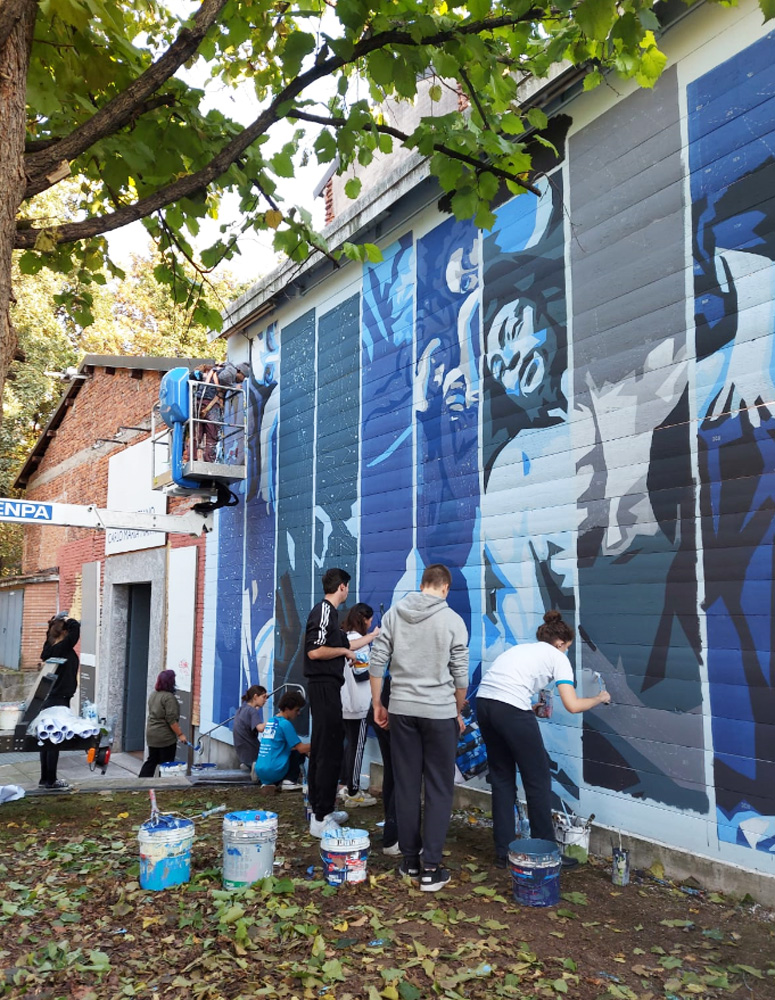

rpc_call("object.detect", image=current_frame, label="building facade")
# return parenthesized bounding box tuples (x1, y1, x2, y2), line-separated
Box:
(11, 356, 209, 754)
(204, 0, 775, 879)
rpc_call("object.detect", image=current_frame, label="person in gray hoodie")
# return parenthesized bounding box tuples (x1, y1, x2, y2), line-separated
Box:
(369, 563, 469, 892)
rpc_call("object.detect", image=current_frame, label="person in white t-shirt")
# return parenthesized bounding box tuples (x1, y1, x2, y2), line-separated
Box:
(477, 610, 611, 868)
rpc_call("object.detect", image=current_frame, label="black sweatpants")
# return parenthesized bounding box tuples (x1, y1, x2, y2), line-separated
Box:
(389, 713, 458, 868)
(477, 696, 555, 859)
(342, 717, 368, 795)
(307, 680, 344, 822)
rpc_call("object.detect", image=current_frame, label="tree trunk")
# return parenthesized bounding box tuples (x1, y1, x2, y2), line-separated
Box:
(0, 0, 37, 415)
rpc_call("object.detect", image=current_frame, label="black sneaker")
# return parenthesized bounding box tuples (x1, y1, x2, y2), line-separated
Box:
(494, 855, 508, 869)
(420, 866, 451, 892)
(560, 854, 580, 870)
(45, 779, 70, 790)
(398, 863, 421, 880)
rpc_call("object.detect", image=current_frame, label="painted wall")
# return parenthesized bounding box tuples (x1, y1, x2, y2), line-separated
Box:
(203, 6, 775, 873)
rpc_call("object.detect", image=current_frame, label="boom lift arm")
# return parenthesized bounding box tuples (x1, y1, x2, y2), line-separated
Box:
(0, 498, 212, 535)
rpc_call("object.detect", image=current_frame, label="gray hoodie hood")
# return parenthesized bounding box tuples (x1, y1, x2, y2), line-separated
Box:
(395, 591, 449, 625)
(370, 590, 470, 719)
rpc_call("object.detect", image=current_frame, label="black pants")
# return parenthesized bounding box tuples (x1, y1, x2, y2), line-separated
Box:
(39, 696, 71, 785)
(39, 747, 60, 785)
(390, 714, 458, 868)
(371, 706, 397, 848)
(138, 742, 177, 778)
(477, 697, 555, 858)
(341, 717, 368, 794)
(277, 749, 304, 785)
(307, 680, 344, 821)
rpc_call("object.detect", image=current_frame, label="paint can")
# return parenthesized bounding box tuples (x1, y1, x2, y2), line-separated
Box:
(508, 838, 561, 908)
(552, 811, 591, 863)
(158, 761, 187, 778)
(138, 815, 195, 891)
(0, 703, 22, 730)
(320, 827, 370, 886)
(612, 847, 630, 886)
(222, 810, 278, 889)
(534, 688, 554, 719)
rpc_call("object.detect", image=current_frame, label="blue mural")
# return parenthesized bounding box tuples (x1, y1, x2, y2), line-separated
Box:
(206, 28, 775, 867)
(689, 30, 775, 852)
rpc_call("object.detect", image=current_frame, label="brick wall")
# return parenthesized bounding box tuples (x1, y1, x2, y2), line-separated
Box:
(20, 580, 58, 670)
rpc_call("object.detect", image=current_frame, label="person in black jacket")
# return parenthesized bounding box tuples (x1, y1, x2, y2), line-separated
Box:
(39, 612, 80, 790)
(303, 567, 356, 837)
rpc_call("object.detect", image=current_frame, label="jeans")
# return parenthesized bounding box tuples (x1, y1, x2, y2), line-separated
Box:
(477, 697, 555, 858)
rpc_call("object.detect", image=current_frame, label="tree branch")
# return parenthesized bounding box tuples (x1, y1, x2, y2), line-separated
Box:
(288, 109, 542, 197)
(0, 0, 34, 54)
(24, 0, 228, 197)
(15, 10, 546, 248)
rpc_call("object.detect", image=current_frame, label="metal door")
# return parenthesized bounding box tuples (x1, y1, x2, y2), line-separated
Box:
(0, 589, 23, 670)
(123, 583, 152, 752)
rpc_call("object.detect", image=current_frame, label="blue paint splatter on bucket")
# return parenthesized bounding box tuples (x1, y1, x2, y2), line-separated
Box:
(138, 815, 195, 891)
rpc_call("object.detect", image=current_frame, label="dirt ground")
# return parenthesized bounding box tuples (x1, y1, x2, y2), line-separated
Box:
(0, 785, 773, 1000)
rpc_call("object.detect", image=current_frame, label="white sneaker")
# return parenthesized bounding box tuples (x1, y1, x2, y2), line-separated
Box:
(309, 813, 346, 838)
(331, 809, 349, 824)
(279, 780, 303, 792)
(382, 842, 401, 857)
(336, 785, 349, 800)
(343, 791, 377, 808)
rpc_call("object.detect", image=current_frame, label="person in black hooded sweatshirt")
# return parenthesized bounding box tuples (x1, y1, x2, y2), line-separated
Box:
(38, 612, 80, 790)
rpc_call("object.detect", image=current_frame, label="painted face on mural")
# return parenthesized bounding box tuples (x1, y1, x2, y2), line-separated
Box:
(486, 299, 548, 400)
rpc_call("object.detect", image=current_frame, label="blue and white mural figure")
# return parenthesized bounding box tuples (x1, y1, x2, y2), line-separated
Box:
(360, 235, 416, 612)
(416, 218, 481, 670)
(689, 31, 775, 852)
(481, 173, 580, 806)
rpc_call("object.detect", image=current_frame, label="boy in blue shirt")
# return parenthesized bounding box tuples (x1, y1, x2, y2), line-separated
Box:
(254, 691, 310, 790)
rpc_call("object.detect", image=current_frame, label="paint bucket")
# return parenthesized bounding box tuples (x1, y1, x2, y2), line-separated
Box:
(552, 811, 591, 863)
(0, 703, 22, 730)
(320, 827, 370, 886)
(191, 762, 217, 774)
(508, 838, 561, 908)
(222, 810, 278, 889)
(612, 847, 630, 886)
(138, 815, 194, 891)
(158, 761, 187, 778)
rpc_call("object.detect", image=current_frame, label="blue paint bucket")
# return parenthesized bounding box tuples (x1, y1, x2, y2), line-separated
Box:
(138, 815, 195, 891)
(158, 762, 187, 778)
(320, 827, 370, 886)
(222, 810, 278, 889)
(508, 838, 561, 908)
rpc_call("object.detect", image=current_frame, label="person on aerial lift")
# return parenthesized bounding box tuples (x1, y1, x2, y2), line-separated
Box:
(192, 361, 250, 463)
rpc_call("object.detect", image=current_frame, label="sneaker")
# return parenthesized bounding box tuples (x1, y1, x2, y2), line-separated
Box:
(309, 812, 348, 838)
(560, 854, 580, 870)
(343, 791, 377, 808)
(398, 862, 421, 880)
(420, 866, 451, 892)
(250, 765, 260, 784)
(45, 779, 70, 791)
(336, 785, 349, 801)
(494, 855, 508, 869)
(331, 809, 349, 825)
(279, 780, 303, 792)
(382, 842, 401, 857)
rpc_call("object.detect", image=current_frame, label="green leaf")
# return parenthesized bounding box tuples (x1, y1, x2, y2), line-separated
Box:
(281, 31, 316, 79)
(575, 0, 617, 40)
(760, 0, 775, 22)
(398, 983, 421, 1000)
(583, 69, 604, 91)
(344, 177, 362, 199)
(428, 83, 442, 102)
(552, 980, 569, 994)
(526, 107, 548, 130)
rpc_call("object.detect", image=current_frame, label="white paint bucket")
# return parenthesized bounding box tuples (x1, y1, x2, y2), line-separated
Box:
(158, 762, 187, 778)
(552, 811, 591, 862)
(0, 703, 22, 730)
(222, 810, 278, 889)
(320, 827, 370, 886)
(138, 816, 195, 891)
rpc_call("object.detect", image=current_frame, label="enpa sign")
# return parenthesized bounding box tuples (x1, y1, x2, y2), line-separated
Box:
(0, 500, 53, 522)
